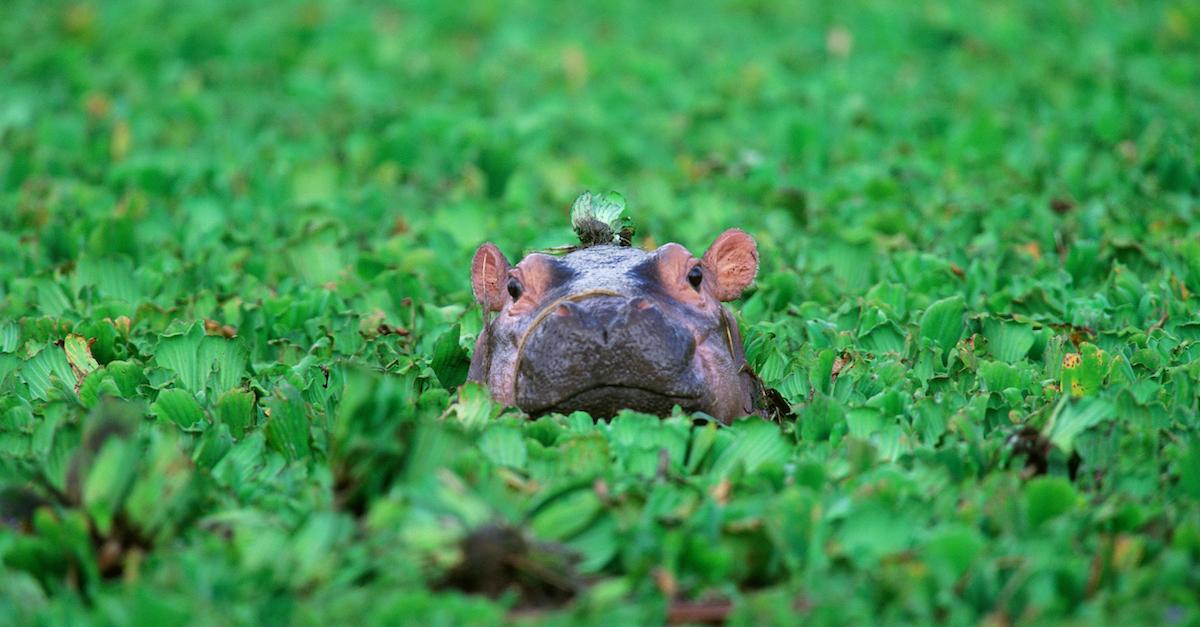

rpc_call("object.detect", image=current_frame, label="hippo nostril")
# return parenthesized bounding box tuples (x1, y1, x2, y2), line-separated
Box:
(554, 303, 573, 317)
(630, 297, 653, 311)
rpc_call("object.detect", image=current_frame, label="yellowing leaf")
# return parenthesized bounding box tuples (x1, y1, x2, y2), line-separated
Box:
(1060, 342, 1110, 397)
(64, 334, 99, 389)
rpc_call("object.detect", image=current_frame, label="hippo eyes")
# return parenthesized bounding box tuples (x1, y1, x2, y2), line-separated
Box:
(687, 266, 704, 291)
(507, 277, 523, 301)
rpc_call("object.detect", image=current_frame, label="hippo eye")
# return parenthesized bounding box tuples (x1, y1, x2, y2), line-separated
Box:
(506, 277, 523, 301)
(687, 266, 704, 291)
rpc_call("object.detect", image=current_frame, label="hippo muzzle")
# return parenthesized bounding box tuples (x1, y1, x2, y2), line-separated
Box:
(513, 295, 708, 418)
(468, 227, 767, 422)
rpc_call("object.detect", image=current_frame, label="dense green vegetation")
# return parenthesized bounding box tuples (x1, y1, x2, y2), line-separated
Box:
(2, 0, 1199, 624)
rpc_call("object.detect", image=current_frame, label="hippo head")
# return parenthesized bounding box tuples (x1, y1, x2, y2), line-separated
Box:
(467, 229, 765, 422)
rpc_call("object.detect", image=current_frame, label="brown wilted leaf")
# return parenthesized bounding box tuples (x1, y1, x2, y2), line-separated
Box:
(592, 478, 610, 503)
(438, 524, 582, 609)
(1006, 426, 1049, 478)
(85, 92, 111, 119)
(204, 319, 238, 338)
(377, 323, 410, 336)
(710, 478, 731, 505)
(667, 599, 733, 625)
(654, 567, 679, 598)
(1050, 197, 1075, 214)
(830, 351, 852, 384)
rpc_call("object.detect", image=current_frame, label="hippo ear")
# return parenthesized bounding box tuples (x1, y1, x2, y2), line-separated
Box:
(702, 229, 758, 301)
(471, 242, 511, 312)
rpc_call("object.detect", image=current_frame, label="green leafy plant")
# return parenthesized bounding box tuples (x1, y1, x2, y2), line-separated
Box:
(0, 0, 1198, 624)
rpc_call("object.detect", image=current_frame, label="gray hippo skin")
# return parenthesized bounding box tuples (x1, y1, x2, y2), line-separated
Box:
(467, 229, 769, 422)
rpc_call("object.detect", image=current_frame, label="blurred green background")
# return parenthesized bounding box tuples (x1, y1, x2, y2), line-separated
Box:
(2, 0, 1199, 624)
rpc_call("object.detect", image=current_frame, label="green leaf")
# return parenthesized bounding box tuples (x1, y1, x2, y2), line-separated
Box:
(124, 430, 201, 543)
(0, 321, 19, 353)
(919, 295, 965, 357)
(106, 360, 146, 398)
(36, 280, 72, 317)
(446, 382, 499, 431)
(212, 338, 249, 396)
(153, 325, 212, 393)
(286, 222, 345, 285)
(20, 343, 75, 401)
(984, 319, 1035, 364)
(923, 525, 984, 584)
(75, 256, 142, 304)
(800, 396, 844, 442)
(978, 360, 1021, 393)
(194, 422, 234, 470)
(565, 515, 618, 573)
(685, 422, 719, 473)
(1178, 437, 1200, 499)
(558, 432, 610, 476)
(606, 413, 689, 477)
(264, 389, 311, 461)
(82, 437, 141, 536)
(78, 368, 122, 407)
(216, 389, 255, 439)
(571, 190, 628, 243)
(860, 322, 905, 354)
(838, 501, 915, 565)
(154, 323, 247, 395)
(0, 353, 20, 385)
(764, 487, 818, 572)
(1025, 476, 1078, 527)
(846, 408, 883, 438)
(151, 388, 206, 431)
(478, 423, 527, 468)
(1043, 396, 1114, 454)
(291, 162, 339, 206)
(431, 323, 469, 390)
(531, 489, 603, 541)
(810, 349, 836, 396)
(711, 419, 789, 475)
(290, 512, 351, 587)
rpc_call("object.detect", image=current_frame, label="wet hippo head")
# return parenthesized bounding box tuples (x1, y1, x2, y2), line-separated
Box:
(468, 229, 765, 421)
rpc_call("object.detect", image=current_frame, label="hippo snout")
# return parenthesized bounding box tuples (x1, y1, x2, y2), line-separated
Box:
(514, 296, 707, 418)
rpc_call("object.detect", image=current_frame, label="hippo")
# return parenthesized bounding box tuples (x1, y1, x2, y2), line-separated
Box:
(467, 217, 775, 423)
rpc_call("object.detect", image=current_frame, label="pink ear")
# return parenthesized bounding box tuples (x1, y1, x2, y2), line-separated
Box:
(471, 243, 511, 312)
(702, 229, 758, 301)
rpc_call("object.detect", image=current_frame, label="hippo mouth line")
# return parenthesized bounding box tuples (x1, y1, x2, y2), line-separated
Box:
(527, 383, 703, 418)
